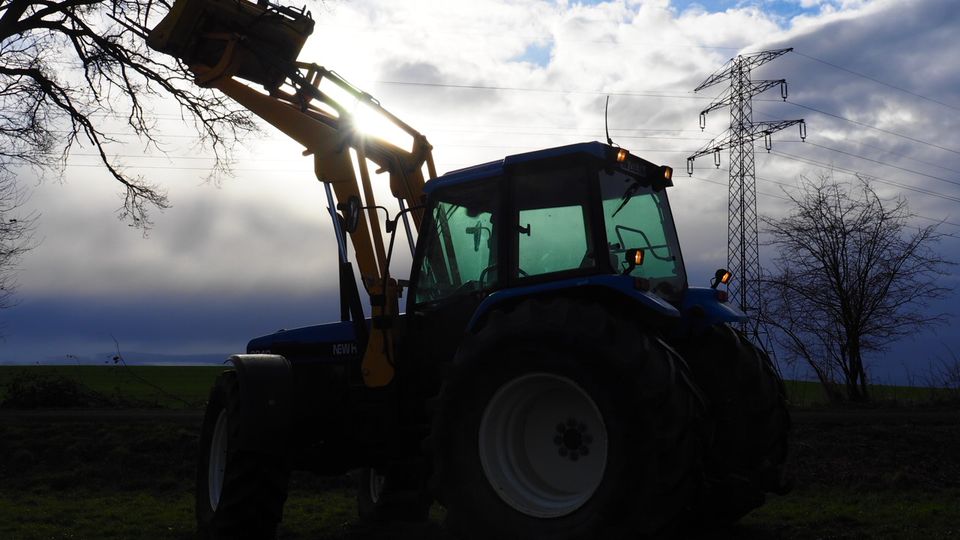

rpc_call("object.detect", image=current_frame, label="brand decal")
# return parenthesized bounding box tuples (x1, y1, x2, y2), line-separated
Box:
(332, 342, 358, 356)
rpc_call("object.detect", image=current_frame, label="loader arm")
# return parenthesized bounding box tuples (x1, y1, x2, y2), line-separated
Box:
(148, 0, 437, 387)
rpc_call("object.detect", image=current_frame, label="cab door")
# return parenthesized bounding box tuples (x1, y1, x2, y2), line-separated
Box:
(404, 179, 502, 375)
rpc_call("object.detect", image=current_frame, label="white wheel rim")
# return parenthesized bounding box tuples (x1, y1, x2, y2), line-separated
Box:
(208, 409, 229, 511)
(479, 372, 608, 518)
(368, 469, 386, 504)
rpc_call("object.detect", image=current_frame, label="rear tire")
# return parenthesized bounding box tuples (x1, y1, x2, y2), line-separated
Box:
(431, 297, 704, 539)
(196, 370, 290, 539)
(680, 325, 791, 524)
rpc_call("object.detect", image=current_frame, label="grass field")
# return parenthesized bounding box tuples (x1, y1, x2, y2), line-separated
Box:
(780, 379, 953, 407)
(0, 365, 225, 409)
(1, 365, 954, 411)
(1, 417, 958, 539)
(1, 365, 958, 538)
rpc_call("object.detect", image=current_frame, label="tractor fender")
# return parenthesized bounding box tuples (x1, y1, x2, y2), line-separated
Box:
(466, 275, 680, 332)
(227, 354, 294, 454)
(680, 287, 748, 327)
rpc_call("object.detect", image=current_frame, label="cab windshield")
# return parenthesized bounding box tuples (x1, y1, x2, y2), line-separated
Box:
(412, 180, 498, 305)
(600, 170, 685, 298)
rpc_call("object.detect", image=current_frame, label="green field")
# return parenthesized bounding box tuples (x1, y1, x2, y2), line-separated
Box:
(1, 417, 958, 539)
(782, 379, 955, 407)
(1, 366, 959, 538)
(1, 365, 955, 411)
(0, 365, 225, 409)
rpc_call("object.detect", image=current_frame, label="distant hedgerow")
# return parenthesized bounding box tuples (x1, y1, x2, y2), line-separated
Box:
(0, 371, 148, 409)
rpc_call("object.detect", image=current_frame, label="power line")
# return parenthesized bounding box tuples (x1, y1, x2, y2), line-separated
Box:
(688, 170, 791, 202)
(784, 101, 960, 157)
(912, 213, 960, 231)
(422, 124, 712, 134)
(376, 79, 711, 100)
(77, 81, 960, 165)
(701, 164, 960, 242)
(432, 129, 715, 142)
(421, 123, 707, 133)
(803, 141, 960, 189)
(84, 77, 960, 161)
(780, 138, 960, 177)
(63, 163, 308, 173)
(750, 156, 960, 230)
(770, 150, 960, 204)
(758, 140, 960, 202)
(792, 50, 960, 114)
(753, 110, 960, 180)
(63, 125, 960, 206)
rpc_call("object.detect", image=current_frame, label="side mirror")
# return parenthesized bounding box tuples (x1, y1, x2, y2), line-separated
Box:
(466, 221, 483, 252)
(340, 196, 361, 234)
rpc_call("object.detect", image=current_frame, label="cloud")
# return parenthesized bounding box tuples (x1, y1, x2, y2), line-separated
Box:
(4, 0, 958, 381)
(0, 290, 342, 363)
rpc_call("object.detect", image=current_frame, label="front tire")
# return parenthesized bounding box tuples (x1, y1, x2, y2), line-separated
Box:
(431, 297, 704, 539)
(196, 371, 291, 539)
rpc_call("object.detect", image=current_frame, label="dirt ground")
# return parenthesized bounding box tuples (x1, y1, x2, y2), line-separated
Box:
(0, 407, 958, 539)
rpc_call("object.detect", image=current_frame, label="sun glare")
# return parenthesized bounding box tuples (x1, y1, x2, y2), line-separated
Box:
(317, 77, 414, 153)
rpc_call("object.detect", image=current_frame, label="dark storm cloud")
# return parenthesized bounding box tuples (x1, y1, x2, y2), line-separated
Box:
(0, 290, 344, 363)
(697, 0, 960, 239)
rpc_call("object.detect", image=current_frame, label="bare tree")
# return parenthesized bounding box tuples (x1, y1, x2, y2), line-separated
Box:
(0, 0, 267, 315)
(0, 0, 257, 227)
(760, 174, 952, 401)
(924, 346, 960, 402)
(0, 174, 31, 311)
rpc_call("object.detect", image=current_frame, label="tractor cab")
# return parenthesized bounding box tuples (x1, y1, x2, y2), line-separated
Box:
(404, 142, 687, 363)
(409, 142, 684, 307)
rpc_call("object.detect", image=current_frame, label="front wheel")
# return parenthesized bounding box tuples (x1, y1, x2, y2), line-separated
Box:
(431, 297, 704, 539)
(196, 371, 290, 539)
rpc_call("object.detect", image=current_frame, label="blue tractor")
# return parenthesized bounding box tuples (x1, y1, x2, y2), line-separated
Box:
(197, 142, 790, 539)
(148, 1, 790, 538)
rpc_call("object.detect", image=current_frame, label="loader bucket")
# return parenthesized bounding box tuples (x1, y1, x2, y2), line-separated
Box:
(148, 0, 314, 90)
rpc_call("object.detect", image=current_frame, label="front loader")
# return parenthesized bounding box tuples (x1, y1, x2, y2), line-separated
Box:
(148, 1, 791, 538)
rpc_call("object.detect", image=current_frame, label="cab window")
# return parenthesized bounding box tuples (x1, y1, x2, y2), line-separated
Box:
(413, 181, 499, 305)
(600, 170, 685, 296)
(513, 168, 595, 279)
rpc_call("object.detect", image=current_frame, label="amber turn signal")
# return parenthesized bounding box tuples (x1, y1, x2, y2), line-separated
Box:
(710, 268, 731, 289)
(622, 248, 644, 275)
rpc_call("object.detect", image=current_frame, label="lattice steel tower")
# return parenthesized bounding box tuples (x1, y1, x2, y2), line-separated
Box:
(687, 47, 805, 327)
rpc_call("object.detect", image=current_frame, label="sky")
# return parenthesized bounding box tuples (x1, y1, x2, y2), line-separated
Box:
(2, 0, 959, 384)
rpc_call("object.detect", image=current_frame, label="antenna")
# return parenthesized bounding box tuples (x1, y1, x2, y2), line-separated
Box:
(604, 96, 614, 146)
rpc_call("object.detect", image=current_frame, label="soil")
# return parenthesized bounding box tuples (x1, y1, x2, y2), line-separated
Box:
(1, 406, 958, 539)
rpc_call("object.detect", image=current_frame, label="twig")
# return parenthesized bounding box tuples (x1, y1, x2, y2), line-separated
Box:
(110, 334, 194, 408)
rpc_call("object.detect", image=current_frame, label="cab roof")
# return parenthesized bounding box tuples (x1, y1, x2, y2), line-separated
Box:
(424, 141, 661, 194)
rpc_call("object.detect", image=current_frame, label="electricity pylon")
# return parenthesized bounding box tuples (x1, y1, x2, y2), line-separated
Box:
(687, 47, 806, 330)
